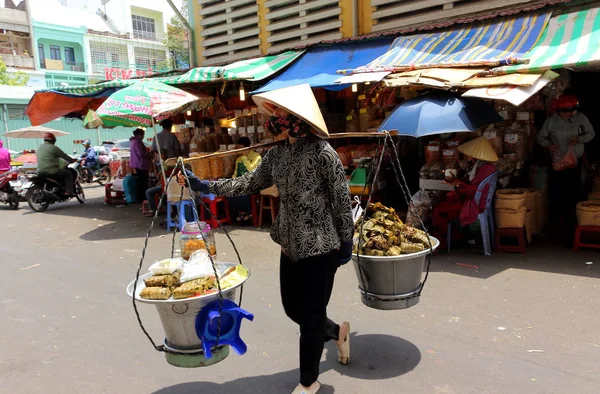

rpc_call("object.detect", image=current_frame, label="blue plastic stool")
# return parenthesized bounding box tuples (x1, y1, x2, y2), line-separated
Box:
(166, 200, 197, 231)
(195, 299, 254, 359)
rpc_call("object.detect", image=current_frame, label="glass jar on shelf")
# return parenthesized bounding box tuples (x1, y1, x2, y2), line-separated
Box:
(179, 221, 217, 260)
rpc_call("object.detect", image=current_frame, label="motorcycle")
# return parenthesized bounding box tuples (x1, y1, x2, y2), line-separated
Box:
(26, 166, 85, 212)
(73, 157, 112, 186)
(0, 169, 20, 210)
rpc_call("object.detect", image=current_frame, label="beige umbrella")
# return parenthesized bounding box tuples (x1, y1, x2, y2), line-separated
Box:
(3, 126, 69, 138)
(251, 84, 329, 138)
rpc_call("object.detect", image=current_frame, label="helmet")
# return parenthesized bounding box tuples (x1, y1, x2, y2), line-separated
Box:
(43, 132, 56, 142)
(553, 94, 579, 112)
(82, 139, 91, 147)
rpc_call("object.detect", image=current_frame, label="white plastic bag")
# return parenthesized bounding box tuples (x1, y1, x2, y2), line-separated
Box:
(180, 249, 221, 283)
(352, 195, 364, 224)
(148, 258, 184, 275)
(406, 189, 432, 229)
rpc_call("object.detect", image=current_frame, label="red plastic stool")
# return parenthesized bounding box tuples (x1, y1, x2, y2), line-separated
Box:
(258, 195, 279, 228)
(573, 225, 600, 251)
(104, 183, 126, 205)
(495, 227, 527, 254)
(200, 196, 231, 229)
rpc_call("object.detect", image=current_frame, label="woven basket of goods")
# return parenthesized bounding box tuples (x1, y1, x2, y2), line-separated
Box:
(576, 201, 600, 226)
(495, 207, 527, 228)
(209, 157, 225, 179)
(495, 189, 526, 211)
(190, 153, 211, 179)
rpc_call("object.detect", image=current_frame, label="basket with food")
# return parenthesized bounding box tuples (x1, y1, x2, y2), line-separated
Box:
(352, 202, 438, 310)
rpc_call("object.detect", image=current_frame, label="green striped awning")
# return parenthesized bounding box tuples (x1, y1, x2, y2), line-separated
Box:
(48, 51, 304, 95)
(165, 50, 304, 84)
(53, 79, 136, 95)
(503, 7, 600, 73)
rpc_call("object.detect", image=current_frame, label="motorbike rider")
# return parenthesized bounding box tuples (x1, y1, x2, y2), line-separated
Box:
(36, 133, 76, 196)
(80, 140, 98, 181)
(0, 139, 10, 173)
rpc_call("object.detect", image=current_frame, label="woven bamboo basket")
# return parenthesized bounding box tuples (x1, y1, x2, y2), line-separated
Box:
(190, 153, 212, 180)
(495, 189, 526, 211)
(495, 207, 527, 228)
(576, 201, 600, 226)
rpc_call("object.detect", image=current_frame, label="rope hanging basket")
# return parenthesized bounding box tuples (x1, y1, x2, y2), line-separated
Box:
(127, 159, 253, 368)
(352, 132, 439, 311)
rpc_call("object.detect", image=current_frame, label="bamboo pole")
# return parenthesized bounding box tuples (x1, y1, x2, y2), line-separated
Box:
(166, 131, 397, 166)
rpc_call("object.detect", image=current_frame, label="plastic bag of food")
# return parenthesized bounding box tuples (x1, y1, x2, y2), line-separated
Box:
(406, 189, 431, 229)
(149, 258, 184, 275)
(180, 249, 221, 283)
(424, 142, 441, 164)
(552, 146, 578, 172)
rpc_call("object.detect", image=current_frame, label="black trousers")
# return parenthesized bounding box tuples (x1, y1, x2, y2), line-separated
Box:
(280, 250, 340, 387)
(134, 169, 148, 203)
(549, 159, 583, 223)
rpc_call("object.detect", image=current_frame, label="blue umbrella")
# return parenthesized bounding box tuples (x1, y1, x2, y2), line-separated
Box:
(379, 92, 503, 137)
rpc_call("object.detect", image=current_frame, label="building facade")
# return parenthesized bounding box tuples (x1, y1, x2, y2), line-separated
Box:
(0, 0, 175, 152)
(188, 0, 556, 66)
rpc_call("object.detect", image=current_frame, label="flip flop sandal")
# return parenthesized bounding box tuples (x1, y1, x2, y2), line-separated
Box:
(291, 382, 321, 394)
(337, 321, 350, 365)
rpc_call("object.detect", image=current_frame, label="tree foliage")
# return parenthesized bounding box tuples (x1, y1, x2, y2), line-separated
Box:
(160, 1, 190, 70)
(0, 58, 30, 86)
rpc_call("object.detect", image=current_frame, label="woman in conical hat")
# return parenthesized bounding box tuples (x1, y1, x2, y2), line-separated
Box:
(432, 136, 498, 250)
(182, 85, 352, 394)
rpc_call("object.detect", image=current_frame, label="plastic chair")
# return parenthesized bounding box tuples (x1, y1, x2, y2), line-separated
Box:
(448, 171, 500, 256)
(166, 200, 198, 231)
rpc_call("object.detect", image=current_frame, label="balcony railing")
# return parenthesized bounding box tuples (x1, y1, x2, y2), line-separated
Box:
(1, 54, 35, 69)
(42, 59, 86, 72)
(131, 30, 166, 42)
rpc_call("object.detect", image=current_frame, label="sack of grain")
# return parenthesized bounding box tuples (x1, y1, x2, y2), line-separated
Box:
(495, 207, 527, 228)
(576, 201, 600, 226)
(525, 209, 534, 243)
(495, 189, 526, 211)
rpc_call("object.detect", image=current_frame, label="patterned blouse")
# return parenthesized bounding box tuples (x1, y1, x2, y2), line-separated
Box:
(210, 138, 354, 262)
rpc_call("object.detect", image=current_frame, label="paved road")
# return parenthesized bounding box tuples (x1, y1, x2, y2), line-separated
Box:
(1, 186, 599, 393)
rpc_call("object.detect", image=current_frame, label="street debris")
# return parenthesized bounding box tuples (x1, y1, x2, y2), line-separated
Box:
(497, 327, 507, 331)
(526, 349, 544, 353)
(585, 262, 593, 265)
(19, 263, 41, 271)
(456, 262, 479, 269)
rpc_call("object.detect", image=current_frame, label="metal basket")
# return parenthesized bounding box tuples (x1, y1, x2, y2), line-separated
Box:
(352, 237, 439, 310)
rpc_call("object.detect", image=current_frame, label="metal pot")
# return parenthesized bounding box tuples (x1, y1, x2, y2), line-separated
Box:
(351, 237, 439, 310)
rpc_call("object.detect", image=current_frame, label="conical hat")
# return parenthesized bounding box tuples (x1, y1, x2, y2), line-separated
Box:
(252, 84, 329, 138)
(457, 136, 499, 162)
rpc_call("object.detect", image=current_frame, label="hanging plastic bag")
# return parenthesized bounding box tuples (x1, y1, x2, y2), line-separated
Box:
(406, 189, 431, 229)
(352, 195, 364, 224)
(552, 146, 578, 172)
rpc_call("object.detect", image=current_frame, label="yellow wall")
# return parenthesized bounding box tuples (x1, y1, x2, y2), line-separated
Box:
(257, 0, 270, 55)
(190, 0, 204, 64)
(191, 0, 375, 63)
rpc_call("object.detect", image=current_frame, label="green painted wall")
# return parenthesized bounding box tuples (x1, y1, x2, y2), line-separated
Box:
(0, 112, 140, 155)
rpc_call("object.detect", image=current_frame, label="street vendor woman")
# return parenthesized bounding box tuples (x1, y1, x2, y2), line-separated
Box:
(432, 136, 498, 249)
(180, 85, 353, 394)
(537, 94, 595, 227)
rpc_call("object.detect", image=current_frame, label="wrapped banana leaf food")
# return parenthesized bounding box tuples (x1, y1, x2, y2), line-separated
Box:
(353, 202, 434, 256)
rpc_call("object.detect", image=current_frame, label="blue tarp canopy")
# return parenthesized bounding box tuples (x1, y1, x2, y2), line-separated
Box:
(252, 39, 393, 93)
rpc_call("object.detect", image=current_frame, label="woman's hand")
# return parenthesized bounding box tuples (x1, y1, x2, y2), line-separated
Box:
(569, 137, 580, 146)
(549, 144, 559, 153)
(177, 172, 186, 186)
